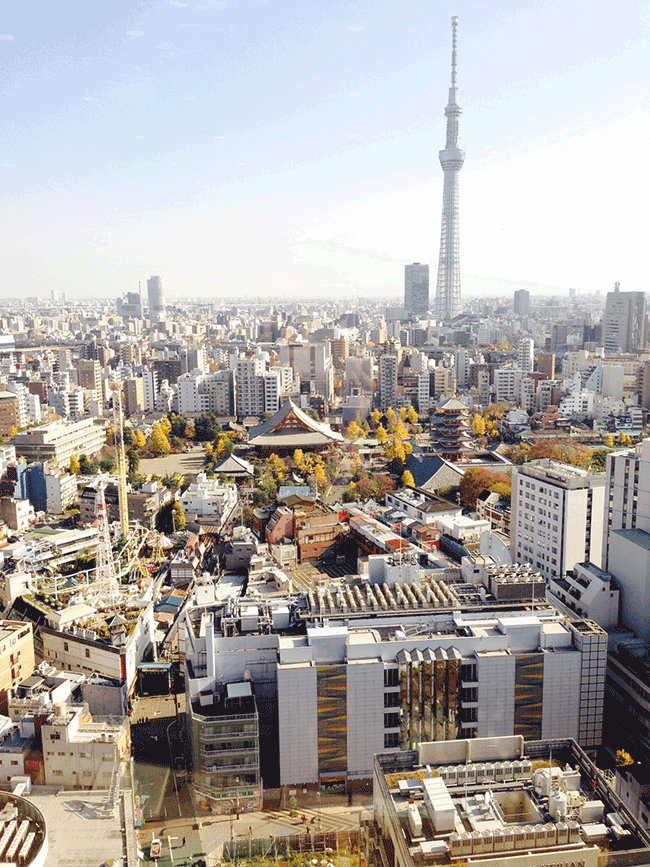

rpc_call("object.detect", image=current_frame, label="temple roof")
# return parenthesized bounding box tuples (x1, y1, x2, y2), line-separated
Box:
(248, 400, 343, 448)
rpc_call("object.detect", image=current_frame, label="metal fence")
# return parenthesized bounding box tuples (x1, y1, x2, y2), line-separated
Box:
(223, 829, 361, 863)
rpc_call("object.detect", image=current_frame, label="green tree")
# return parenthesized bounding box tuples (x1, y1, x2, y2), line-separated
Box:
(79, 454, 98, 475)
(342, 483, 357, 503)
(69, 455, 81, 475)
(99, 457, 115, 473)
(171, 501, 186, 531)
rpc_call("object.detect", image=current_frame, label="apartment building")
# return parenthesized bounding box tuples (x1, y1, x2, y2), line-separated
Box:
(510, 460, 605, 582)
(379, 354, 399, 412)
(0, 622, 34, 708)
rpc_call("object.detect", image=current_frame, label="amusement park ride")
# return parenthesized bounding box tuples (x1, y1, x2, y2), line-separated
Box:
(12, 384, 174, 613)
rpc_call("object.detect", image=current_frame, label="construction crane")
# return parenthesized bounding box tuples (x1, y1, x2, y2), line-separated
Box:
(111, 382, 129, 538)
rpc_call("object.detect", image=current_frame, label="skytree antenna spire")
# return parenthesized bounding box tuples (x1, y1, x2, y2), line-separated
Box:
(435, 15, 465, 321)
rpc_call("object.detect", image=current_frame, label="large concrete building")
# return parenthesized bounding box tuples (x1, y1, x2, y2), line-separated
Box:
(147, 275, 166, 322)
(510, 460, 605, 583)
(13, 420, 106, 469)
(404, 264, 430, 318)
(603, 282, 646, 356)
(180, 567, 606, 799)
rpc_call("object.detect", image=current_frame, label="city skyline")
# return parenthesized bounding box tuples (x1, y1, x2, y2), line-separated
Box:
(1, 1, 649, 300)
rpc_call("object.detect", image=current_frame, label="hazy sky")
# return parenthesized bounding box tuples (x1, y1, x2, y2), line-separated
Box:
(2, 0, 649, 301)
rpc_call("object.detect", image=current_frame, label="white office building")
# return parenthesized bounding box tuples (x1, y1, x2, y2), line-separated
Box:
(181, 570, 607, 791)
(510, 460, 605, 582)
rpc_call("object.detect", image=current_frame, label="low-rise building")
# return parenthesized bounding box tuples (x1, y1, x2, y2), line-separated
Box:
(369, 735, 650, 867)
(180, 474, 237, 527)
(41, 701, 129, 789)
(14, 419, 106, 469)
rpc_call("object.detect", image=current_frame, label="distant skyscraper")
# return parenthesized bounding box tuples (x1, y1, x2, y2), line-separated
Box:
(147, 275, 165, 323)
(513, 289, 530, 317)
(603, 281, 646, 356)
(435, 17, 465, 322)
(404, 263, 429, 317)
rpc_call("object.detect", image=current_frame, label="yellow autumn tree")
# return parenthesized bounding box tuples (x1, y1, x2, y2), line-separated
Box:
(407, 406, 418, 425)
(371, 408, 382, 427)
(401, 470, 415, 488)
(347, 420, 363, 440)
(160, 416, 172, 436)
(150, 423, 171, 456)
(293, 449, 304, 471)
(69, 454, 81, 475)
(376, 424, 388, 443)
(472, 413, 486, 436)
(135, 430, 147, 450)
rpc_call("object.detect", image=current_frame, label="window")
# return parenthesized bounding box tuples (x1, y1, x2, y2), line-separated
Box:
(384, 692, 400, 708)
(384, 733, 400, 749)
(52, 769, 63, 776)
(384, 713, 399, 728)
(64, 642, 69, 652)
(50, 732, 60, 741)
(384, 668, 399, 687)
(85, 648, 91, 658)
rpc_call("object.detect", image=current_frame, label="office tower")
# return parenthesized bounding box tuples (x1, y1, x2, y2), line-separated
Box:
(513, 289, 530, 317)
(517, 337, 534, 373)
(147, 275, 166, 323)
(510, 460, 605, 583)
(404, 263, 430, 317)
(603, 282, 646, 356)
(435, 17, 465, 321)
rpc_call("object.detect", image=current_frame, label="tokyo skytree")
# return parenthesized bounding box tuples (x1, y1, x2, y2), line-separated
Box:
(435, 16, 465, 321)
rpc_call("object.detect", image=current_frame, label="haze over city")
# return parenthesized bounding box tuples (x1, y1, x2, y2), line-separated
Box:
(2, 0, 649, 299)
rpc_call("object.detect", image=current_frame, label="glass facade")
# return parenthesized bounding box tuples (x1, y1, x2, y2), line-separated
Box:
(399, 656, 460, 749)
(317, 665, 347, 773)
(514, 654, 543, 740)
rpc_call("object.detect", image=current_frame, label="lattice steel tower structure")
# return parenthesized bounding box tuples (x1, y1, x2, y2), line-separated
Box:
(435, 16, 465, 321)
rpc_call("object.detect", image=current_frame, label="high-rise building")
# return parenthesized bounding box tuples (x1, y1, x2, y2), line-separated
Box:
(435, 17, 465, 321)
(513, 289, 530, 317)
(378, 354, 398, 412)
(603, 282, 646, 356)
(404, 263, 430, 317)
(147, 275, 166, 323)
(510, 460, 605, 583)
(517, 337, 534, 373)
(76, 359, 103, 404)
